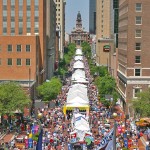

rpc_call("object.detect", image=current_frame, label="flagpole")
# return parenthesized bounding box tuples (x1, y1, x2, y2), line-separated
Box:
(113, 121, 117, 150)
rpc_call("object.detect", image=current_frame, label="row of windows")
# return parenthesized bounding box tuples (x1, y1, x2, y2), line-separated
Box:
(0, 58, 31, 66)
(0, 45, 31, 52)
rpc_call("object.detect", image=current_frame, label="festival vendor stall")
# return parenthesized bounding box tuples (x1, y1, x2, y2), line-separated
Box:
(74, 55, 83, 61)
(73, 60, 84, 69)
(63, 102, 89, 115)
(75, 48, 83, 56)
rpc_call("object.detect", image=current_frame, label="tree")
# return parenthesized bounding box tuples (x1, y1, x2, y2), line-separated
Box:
(132, 88, 150, 117)
(37, 77, 62, 101)
(0, 82, 31, 115)
(94, 75, 119, 107)
(95, 75, 116, 96)
(81, 42, 91, 58)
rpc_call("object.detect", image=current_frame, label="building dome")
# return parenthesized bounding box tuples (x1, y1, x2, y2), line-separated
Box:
(77, 11, 81, 20)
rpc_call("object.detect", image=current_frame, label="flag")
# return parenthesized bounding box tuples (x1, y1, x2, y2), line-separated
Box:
(36, 128, 43, 150)
(96, 128, 114, 150)
(105, 139, 113, 150)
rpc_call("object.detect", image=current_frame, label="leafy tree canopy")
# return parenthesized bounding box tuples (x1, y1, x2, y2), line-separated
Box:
(132, 88, 150, 117)
(95, 75, 116, 96)
(37, 77, 62, 101)
(0, 82, 31, 115)
(81, 42, 91, 58)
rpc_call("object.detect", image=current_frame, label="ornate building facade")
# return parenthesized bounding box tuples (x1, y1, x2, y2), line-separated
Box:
(70, 12, 89, 46)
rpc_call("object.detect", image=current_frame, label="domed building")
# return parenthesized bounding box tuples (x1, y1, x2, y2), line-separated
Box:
(69, 12, 90, 46)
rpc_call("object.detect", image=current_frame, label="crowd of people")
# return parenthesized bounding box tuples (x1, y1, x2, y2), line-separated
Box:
(0, 51, 150, 150)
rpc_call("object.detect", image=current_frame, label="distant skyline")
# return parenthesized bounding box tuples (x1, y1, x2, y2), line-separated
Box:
(65, 0, 89, 34)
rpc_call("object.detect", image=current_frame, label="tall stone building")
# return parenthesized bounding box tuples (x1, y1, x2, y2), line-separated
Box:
(96, 0, 114, 66)
(89, 0, 96, 34)
(117, 0, 150, 115)
(70, 12, 89, 46)
(54, 0, 66, 59)
(0, 0, 56, 98)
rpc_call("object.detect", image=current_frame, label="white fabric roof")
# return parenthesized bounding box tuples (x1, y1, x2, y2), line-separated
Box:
(73, 78, 89, 83)
(74, 56, 83, 61)
(66, 102, 88, 107)
(67, 92, 89, 103)
(71, 69, 86, 81)
(73, 61, 84, 69)
(74, 115, 90, 131)
(71, 83, 87, 88)
(75, 49, 83, 55)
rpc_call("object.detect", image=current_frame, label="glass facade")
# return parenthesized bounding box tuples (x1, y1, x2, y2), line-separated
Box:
(27, 0, 31, 33)
(11, 0, 15, 35)
(89, 0, 96, 34)
(3, 0, 7, 35)
(34, 0, 39, 33)
(19, 0, 23, 35)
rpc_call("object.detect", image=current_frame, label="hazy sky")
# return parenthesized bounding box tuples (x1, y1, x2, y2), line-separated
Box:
(65, 0, 89, 34)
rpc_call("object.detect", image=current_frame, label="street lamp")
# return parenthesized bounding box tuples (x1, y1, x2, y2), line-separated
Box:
(112, 112, 117, 150)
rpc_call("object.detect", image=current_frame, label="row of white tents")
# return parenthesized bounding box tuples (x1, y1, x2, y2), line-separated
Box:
(63, 48, 92, 142)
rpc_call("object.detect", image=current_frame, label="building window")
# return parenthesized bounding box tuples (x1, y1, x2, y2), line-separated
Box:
(135, 30, 142, 38)
(26, 59, 31, 66)
(133, 88, 141, 98)
(17, 45, 21, 52)
(7, 58, 12, 66)
(17, 58, 21, 66)
(136, 3, 142, 12)
(26, 45, 31, 52)
(135, 43, 141, 50)
(136, 16, 142, 25)
(0, 58, 1, 65)
(135, 56, 141, 63)
(0, 45, 1, 51)
(8, 45, 12, 52)
(135, 69, 141, 76)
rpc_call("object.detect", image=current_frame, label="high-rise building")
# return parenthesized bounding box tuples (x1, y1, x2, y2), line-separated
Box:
(54, 0, 66, 59)
(89, 0, 96, 34)
(96, 0, 114, 66)
(0, 0, 56, 98)
(117, 0, 150, 115)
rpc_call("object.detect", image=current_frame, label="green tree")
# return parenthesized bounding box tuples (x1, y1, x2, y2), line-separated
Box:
(0, 82, 31, 115)
(95, 75, 116, 96)
(132, 88, 150, 117)
(81, 42, 91, 58)
(37, 77, 62, 101)
(94, 75, 119, 107)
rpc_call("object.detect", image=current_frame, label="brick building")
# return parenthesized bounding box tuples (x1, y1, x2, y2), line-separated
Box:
(117, 0, 150, 115)
(0, 0, 56, 98)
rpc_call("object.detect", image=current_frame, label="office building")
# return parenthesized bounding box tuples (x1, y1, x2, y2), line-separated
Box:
(117, 0, 150, 115)
(0, 0, 56, 98)
(96, 0, 114, 66)
(89, 0, 96, 34)
(55, 0, 66, 59)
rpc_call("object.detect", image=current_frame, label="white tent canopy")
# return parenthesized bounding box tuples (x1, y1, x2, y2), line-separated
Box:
(75, 48, 83, 55)
(71, 69, 86, 81)
(67, 92, 89, 104)
(74, 56, 83, 61)
(72, 78, 89, 83)
(71, 83, 87, 88)
(73, 61, 84, 69)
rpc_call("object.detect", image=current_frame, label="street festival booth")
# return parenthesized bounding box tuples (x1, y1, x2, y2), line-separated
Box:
(75, 48, 83, 56)
(63, 86, 89, 115)
(74, 55, 83, 61)
(70, 113, 93, 146)
(73, 60, 84, 69)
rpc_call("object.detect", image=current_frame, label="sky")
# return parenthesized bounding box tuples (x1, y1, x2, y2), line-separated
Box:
(65, 0, 89, 34)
